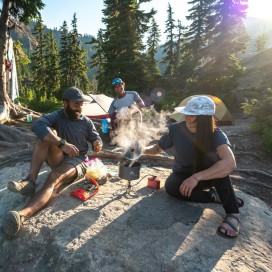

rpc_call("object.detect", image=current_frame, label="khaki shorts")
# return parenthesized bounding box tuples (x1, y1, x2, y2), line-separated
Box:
(60, 157, 88, 181)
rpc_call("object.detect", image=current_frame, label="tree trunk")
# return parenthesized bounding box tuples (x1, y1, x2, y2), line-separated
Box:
(0, 0, 24, 122)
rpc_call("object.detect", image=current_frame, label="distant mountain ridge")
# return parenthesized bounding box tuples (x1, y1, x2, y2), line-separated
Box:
(238, 47, 272, 91)
(11, 21, 96, 61)
(244, 17, 272, 52)
(10, 16, 272, 77)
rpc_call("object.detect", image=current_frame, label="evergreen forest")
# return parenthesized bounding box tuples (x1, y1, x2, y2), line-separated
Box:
(4, 0, 248, 112)
(2, 0, 272, 151)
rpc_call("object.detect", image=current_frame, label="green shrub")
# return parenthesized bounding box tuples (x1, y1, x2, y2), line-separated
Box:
(17, 88, 62, 113)
(28, 99, 62, 113)
(242, 88, 272, 153)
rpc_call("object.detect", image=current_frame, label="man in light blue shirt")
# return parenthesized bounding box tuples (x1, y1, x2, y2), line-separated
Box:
(109, 78, 145, 145)
(108, 78, 145, 114)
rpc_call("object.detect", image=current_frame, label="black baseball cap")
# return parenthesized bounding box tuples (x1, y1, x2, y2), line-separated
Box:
(63, 87, 90, 102)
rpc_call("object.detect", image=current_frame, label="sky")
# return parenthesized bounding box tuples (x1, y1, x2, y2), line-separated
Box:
(40, 0, 271, 42)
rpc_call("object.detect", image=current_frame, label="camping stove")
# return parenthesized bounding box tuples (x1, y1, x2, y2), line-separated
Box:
(118, 160, 141, 191)
(118, 141, 143, 191)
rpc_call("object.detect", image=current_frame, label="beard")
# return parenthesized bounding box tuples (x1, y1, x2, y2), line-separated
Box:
(66, 103, 81, 119)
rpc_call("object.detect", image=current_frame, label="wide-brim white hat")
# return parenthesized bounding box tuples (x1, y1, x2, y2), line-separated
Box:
(175, 96, 215, 116)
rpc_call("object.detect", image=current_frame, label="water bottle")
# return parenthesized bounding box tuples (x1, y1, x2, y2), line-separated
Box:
(102, 119, 109, 134)
(26, 112, 33, 122)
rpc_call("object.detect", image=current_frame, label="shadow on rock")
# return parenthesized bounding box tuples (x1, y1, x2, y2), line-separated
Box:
(16, 190, 231, 271)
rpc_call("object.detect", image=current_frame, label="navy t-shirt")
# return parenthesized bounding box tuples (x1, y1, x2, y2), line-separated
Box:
(32, 109, 101, 160)
(158, 121, 230, 172)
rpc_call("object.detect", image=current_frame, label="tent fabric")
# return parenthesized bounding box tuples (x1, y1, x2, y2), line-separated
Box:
(170, 95, 233, 125)
(82, 94, 114, 119)
(6, 38, 19, 101)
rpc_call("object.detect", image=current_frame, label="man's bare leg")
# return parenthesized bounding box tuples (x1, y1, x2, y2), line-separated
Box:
(19, 163, 77, 221)
(7, 137, 64, 195)
(28, 137, 63, 183)
(2, 163, 78, 237)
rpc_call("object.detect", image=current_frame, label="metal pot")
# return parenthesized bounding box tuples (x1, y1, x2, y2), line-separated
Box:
(123, 140, 143, 161)
(118, 160, 141, 180)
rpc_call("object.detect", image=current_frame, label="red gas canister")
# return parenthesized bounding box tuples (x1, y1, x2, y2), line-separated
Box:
(147, 176, 160, 189)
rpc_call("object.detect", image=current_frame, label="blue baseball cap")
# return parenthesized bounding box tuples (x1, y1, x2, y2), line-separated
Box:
(111, 78, 124, 86)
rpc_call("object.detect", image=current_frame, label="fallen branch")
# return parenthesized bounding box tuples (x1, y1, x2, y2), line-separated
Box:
(234, 168, 272, 179)
(20, 105, 43, 118)
(0, 149, 32, 168)
(234, 151, 262, 157)
(90, 150, 272, 177)
(88, 150, 174, 168)
(0, 123, 36, 143)
(2, 148, 270, 179)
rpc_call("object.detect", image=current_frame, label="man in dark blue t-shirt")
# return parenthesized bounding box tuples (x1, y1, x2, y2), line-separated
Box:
(2, 87, 102, 238)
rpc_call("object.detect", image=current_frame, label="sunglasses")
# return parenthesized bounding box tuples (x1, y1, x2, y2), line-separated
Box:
(111, 78, 122, 86)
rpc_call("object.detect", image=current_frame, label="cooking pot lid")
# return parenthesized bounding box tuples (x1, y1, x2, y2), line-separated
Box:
(123, 141, 143, 161)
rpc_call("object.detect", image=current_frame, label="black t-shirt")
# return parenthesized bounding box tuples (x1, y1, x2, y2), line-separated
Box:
(158, 121, 230, 172)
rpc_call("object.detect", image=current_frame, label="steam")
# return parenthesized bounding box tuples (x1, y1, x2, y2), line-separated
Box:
(111, 105, 168, 156)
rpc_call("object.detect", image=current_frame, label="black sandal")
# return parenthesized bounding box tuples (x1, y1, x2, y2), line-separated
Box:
(236, 197, 244, 208)
(217, 213, 240, 239)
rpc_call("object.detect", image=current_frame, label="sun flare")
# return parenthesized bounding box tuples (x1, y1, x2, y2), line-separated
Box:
(247, 0, 272, 19)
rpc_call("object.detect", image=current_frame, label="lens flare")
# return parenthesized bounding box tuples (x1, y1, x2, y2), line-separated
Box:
(150, 88, 166, 103)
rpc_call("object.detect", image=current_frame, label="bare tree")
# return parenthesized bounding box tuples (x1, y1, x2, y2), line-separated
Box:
(0, 0, 44, 122)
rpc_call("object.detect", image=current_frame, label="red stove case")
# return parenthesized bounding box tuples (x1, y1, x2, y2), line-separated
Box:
(70, 178, 99, 201)
(147, 176, 160, 189)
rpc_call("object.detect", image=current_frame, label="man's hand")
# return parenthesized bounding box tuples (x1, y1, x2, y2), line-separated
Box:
(179, 176, 199, 197)
(93, 139, 103, 153)
(61, 142, 79, 157)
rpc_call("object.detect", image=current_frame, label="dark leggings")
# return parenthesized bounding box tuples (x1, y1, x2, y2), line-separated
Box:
(165, 171, 239, 214)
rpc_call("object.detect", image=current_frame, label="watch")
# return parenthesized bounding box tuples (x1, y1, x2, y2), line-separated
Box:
(58, 139, 66, 148)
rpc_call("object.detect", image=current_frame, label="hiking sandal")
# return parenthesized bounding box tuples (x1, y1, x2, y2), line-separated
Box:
(236, 197, 244, 207)
(209, 187, 221, 203)
(217, 213, 240, 239)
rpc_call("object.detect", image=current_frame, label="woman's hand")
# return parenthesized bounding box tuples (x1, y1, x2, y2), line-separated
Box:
(179, 176, 199, 197)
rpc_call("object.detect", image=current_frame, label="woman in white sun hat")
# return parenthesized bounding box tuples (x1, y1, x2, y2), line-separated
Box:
(144, 95, 243, 239)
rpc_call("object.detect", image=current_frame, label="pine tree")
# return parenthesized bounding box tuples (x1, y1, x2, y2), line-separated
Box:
(89, 29, 105, 71)
(59, 21, 70, 93)
(183, 0, 248, 101)
(44, 31, 60, 98)
(31, 15, 46, 100)
(173, 20, 185, 79)
(185, 0, 210, 56)
(255, 31, 268, 52)
(88, 29, 107, 92)
(161, 3, 176, 79)
(146, 16, 161, 86)
(178, 0, 212, 85)
(99, 0, 155, 92)
(202, 0, 248, 98)
(66, 14, 90, 91)
(13, 41, 31, 96)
